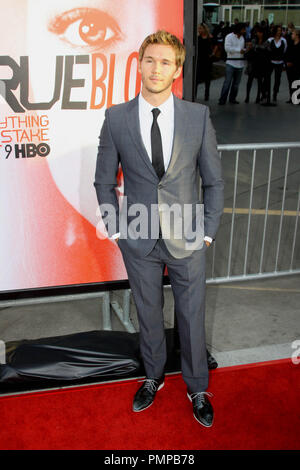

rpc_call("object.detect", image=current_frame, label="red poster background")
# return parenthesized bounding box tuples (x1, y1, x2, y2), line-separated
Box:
(0, 0, 184, 292)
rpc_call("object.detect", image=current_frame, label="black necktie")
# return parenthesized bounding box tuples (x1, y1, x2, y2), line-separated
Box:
(151, 108, 165, 180)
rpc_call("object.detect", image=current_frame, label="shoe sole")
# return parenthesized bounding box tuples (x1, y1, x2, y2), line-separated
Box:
(187, 393, 214, 428)
(132, 382, 164, 413)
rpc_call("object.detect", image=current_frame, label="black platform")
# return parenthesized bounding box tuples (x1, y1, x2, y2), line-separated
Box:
(0, 328, 218, 395)
(0, 329, 178, 395)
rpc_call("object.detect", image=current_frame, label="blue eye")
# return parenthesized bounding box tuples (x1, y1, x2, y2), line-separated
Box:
(48, 7, 122, 50)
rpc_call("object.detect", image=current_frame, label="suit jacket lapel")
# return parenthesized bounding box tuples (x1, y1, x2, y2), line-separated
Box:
(162, 95, 188, 180)
(126, 95, 158, 179)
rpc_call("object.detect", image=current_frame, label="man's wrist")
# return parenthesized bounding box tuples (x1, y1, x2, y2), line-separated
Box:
(110, 232, 120, 242)
(204, 236, 213, 246)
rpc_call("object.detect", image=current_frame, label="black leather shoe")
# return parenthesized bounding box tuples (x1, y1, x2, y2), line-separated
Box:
(206, 349, 218, 369)
(187, 391, 214, 427)
(133, 376, 164, 412)
(229, 100, 239, 104)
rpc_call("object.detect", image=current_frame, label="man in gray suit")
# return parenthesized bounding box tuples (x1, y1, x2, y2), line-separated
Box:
(94, 31, 224, 428)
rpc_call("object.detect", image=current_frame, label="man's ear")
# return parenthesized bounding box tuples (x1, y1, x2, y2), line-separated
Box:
(173, 66, 182, 80)
(138, 60, 142, 74)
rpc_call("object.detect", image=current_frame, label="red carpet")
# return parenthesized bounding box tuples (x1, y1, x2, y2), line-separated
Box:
(0, 358, 299, 450)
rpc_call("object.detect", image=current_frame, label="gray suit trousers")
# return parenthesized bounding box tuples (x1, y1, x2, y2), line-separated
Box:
(119, 237, 209, 393)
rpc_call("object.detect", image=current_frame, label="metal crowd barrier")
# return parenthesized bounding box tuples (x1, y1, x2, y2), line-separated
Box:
(211, 142, 300, 283)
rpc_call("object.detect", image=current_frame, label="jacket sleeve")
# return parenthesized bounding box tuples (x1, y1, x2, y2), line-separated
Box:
(197, 107, 224, 240)
(94, 109, 120, 237)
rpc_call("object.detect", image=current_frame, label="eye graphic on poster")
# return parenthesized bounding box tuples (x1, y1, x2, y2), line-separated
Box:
(48, 8, 123, 49)
(0, 0, 183, 291)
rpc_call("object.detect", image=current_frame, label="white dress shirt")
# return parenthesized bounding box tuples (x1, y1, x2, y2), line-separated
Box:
(138, 92, 174, 171)
(224, 32, 245, 69)
(111, 92, 212, 244)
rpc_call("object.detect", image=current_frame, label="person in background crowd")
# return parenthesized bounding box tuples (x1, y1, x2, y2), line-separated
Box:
(212, 21, 226, 60)
(285, 29, 300, 103)
(218, 22, 247, 105)
(221, 21, 231, 60)
(212, 20, 224, 41)
(261, 19, 271, 38)
(251, 22, 260, 40)
(195, 23, 217, 101)
(262, 25, 287, 104)
(245, 21, 252, 41)
(223, 21, 231, 38)
(244, 26, 269, 104)
(285, 22, 295, 47)
(231, 18, 239, 32)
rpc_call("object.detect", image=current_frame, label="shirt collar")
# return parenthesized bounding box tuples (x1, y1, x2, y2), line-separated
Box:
(139, 92, 174, 116)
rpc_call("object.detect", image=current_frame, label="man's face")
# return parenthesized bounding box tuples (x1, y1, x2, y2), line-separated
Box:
(138, 44, 182, 95)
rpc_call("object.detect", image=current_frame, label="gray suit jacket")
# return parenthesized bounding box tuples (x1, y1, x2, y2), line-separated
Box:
(94, 94, 224, 259)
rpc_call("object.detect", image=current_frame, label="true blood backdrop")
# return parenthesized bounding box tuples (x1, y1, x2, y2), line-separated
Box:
(0, 0, 184, 291)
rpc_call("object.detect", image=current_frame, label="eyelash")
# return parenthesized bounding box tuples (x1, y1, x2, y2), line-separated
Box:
(48, 7, 122, 51)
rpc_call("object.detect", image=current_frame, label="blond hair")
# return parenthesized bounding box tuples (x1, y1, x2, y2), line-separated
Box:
(139, 30, 186, 68)
(198, 23, 211, 37)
